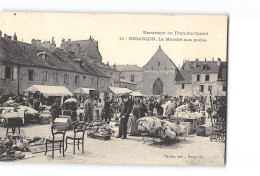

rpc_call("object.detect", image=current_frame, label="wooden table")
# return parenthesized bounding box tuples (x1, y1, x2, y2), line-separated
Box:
(4, 113, 23, 136)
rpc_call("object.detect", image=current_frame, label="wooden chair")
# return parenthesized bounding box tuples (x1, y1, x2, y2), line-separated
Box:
(65, 122, 87, 155)
(210, 114, 226, 142)
(45, 124, 66, 159)
(5, 118, 22, 137)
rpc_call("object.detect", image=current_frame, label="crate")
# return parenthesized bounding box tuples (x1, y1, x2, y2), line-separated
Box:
(197, 126, 207, 136)
(87, 133, 110, 140)
(179, 122, 192, 135)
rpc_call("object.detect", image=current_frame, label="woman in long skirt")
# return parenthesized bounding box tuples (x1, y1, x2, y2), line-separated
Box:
(129, 99, 142, 136)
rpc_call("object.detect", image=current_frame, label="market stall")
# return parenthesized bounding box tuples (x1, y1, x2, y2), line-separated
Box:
(105, 86, 132, 97)
(24, 85, 73, 105)
(72, 87, 97, 99)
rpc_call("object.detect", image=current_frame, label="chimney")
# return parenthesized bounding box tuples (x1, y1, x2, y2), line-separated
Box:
(89, 35, 94, 42)
(31, 39, 36, 45)
(194, 58, 199, 68)
(52, 37, 55, 44)
(205, 57, 207, 61)
(212, 57, 214, 61)
(217, 58, 221, 66)
(13, 32, 17, 41)
(113, 63, 116, 70)
(35, 39, 41, 46)
(0, 30, 2, 37)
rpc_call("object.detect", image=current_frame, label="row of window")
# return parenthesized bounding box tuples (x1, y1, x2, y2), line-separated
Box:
(28, 70, 95, 86)
(181, 84, 226, 92)
(197, 74, 210, 82)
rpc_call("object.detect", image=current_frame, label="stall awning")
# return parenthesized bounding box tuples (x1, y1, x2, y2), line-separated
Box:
(106, 87, 132, 96)
(24, 85, 73, 97)
(73, 87, 95, 94)
(130, 91, 143, 97)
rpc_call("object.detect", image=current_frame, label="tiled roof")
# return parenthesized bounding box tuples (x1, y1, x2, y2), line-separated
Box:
(116, 64, 142, 71)
(181, 60, 220, 74)
(71, 39, 103, 61)
(0, 37, 99, 76)
(176, 70, 193, 83)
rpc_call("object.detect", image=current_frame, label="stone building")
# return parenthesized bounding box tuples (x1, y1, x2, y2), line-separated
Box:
(60, 36, 120, 87)
(175, 58, 227, 96)
(0, 33, 110, 95)
(141, 46, 184, 96)
(119, 79, 137, 91)
(116, 64, 143, 90)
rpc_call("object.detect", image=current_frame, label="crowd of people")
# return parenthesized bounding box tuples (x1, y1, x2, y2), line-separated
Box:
(0, 91, 227, 140)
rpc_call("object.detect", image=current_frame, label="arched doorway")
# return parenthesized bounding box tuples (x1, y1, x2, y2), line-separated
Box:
(153, 78, 163, 95)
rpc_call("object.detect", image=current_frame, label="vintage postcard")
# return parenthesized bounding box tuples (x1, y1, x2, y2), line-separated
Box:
(0, 13, 227, 166)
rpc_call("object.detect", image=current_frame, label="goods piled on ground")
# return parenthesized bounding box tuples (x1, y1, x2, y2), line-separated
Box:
(137, 117, 187, 140)
(0, 134, 46, 161)
(87, 121, 114, 140)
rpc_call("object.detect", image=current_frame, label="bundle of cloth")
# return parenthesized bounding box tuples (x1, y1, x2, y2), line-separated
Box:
(19, 106, 38, 116)
(137, 117, 187, 140)
(137, 117, 162, 135)
(161, 120, 187, 139)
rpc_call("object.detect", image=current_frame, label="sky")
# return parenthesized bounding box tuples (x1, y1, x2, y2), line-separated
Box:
(0, 12, 227, 67)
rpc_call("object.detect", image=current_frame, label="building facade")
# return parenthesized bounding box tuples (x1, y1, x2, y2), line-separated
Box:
(0, 33, 110, 95)
(141, 46, 184, 96)
(175, 58, 227, 96)
(116, 64, 143, 90)
(60, 36, 120, 88)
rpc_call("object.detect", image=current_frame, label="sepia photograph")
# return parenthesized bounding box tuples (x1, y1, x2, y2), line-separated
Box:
(0, 13, 227, 166)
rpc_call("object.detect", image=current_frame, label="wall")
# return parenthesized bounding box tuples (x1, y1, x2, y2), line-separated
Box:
(174, 83, 193, 97)
(192, 73, 218, 83)
(119, 81, 137, 91)
(120, 70, 143, 90)
(141, 70, 177, 96)
(0, 62, 19, 94)
(0, 62, 110, 95)
(98, 66, 120, 87)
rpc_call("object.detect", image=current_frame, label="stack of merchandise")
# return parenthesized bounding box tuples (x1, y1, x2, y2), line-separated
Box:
(87, 123, 114, 140)
(137, 117, 187, 140)
(96, 125, 114, 136)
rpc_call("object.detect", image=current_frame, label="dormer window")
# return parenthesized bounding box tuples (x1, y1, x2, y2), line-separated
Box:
(203, 65, 210, 70)
(37, 51, 48, 62)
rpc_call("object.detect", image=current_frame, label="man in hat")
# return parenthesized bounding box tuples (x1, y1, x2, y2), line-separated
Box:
(117, 94, 133, 139)
(84, 95, 94, 123)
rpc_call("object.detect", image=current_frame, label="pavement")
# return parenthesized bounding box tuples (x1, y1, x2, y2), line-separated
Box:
(0, 118, 225, 166)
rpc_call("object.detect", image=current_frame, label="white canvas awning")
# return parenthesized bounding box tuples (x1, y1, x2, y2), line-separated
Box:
(73, 87, 95, 94)
(24, 85, 73, 97)
(130, 91, 143, 97)
(107, 86, 132, 96)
